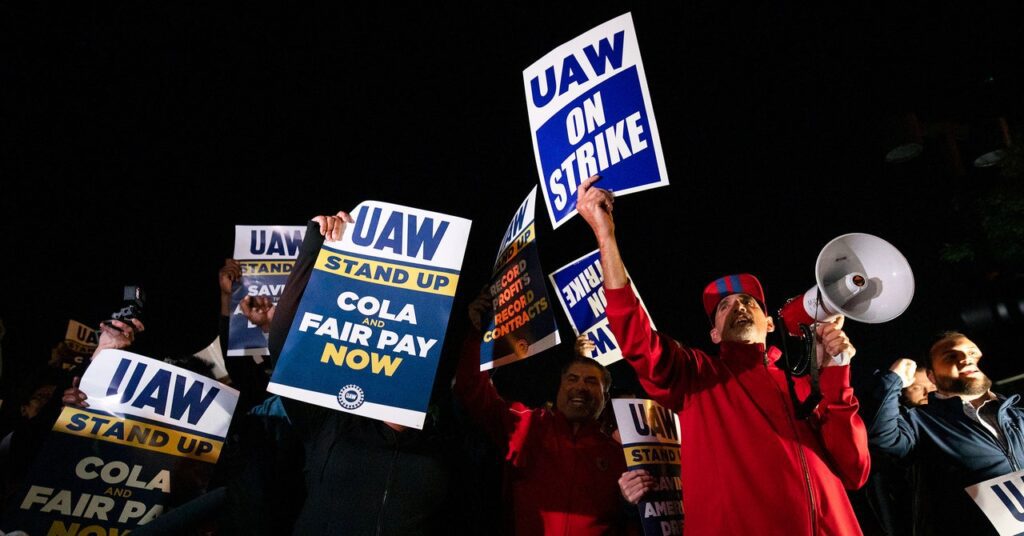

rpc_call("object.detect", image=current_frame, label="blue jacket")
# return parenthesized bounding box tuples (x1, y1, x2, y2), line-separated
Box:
(866, 370, 1024, 535)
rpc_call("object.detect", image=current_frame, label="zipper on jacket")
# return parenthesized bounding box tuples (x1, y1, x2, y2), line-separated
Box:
(962, 405, 1021, 473)
(1008, 424, 1021, 472)
(765, 352, 817, 535)
(997, 414, 1021, 472)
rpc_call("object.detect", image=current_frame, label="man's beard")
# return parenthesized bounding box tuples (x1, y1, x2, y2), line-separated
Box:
(935, 373, 992, 396)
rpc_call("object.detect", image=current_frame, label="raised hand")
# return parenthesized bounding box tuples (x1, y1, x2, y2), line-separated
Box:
(576, 175, 615, 240)
(240, 295, 275, 332)
(313, 211, 354, 242)
(219, 258, 242, 296)
(575, 334, 596, 358)
(467, 286, 492, 332)
(93, 318, 145, 358)
(889, 358, 918, 389)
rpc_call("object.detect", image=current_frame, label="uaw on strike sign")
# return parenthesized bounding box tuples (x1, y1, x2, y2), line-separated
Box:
(268, 201, 471, 430)
(2, 350, 238, 534)
(524, 12, 668, 228)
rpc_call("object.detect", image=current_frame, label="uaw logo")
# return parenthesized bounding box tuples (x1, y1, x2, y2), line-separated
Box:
(337, 384, 366, 410)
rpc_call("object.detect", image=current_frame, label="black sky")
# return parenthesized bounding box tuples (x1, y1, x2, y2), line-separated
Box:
(2, 3, 1022, 396)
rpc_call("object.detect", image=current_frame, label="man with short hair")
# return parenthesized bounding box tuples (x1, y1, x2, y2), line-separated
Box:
(577, 175, 870, 535)
(868, 332, 1024, 535)
(889, 357, 936, 407)
(454, 292, 636, 535)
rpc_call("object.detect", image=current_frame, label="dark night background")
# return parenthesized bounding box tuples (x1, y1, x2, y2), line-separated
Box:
(2, 3, 1023, 403)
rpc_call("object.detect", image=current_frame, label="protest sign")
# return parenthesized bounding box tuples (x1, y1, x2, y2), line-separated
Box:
(613, 398, 683, 536)
(524, 12, 668, 228)
(548, 249, 653, 365)
(267, 200, 471, 429)
(64, 319, 99, 356)
(228, 225, 306, 357)
(1, 349, 238, 534)
(479, 187, 560, 370)
(966, 469, 1024, 535)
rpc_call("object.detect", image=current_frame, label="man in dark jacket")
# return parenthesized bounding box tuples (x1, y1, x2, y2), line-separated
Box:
(868, 331, 1024, 535)
(265, 211, 457, 536)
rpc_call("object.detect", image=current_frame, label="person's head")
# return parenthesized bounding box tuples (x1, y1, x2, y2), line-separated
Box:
(703, 274, 774, 345)
(926, 331, 991, 397)
(902, 366, 936, 406)
(556, 357, 611, 424)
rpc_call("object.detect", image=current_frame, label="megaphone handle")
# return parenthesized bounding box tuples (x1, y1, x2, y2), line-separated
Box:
(812, 312, 853, 366)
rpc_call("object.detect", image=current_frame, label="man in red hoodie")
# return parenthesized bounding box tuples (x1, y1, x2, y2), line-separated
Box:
(577, 175, 870, 535)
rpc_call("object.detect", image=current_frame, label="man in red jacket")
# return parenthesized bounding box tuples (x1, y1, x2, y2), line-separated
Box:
(454, 292, 638, 536)
(577, 175, 871, 535)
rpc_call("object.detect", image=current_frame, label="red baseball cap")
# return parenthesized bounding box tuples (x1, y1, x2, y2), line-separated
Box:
(702, 274, 766, 320)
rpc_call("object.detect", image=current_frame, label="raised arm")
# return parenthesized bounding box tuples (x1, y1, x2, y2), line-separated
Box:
(577, 175, 707, 410)
(864, 359, 920, 460)
(453, 289, 534, 455)
(576, 175, 627, 290)
(267, 211, 353, 431)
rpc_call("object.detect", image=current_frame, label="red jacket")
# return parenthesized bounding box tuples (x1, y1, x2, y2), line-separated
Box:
(606, 286, 870, 536)
(454, 336, 635, 536)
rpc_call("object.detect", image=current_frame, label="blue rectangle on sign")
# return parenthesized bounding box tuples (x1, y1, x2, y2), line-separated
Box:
(536, 67, 661, 225)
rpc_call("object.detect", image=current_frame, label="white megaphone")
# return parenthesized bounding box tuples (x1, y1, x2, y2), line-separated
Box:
(779, 233, 915, 363)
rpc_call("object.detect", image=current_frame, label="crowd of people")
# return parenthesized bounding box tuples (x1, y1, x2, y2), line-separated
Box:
(0, 186, 1019, 535)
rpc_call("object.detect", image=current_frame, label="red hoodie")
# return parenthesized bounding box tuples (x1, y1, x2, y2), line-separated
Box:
(606, 286, 870, 536)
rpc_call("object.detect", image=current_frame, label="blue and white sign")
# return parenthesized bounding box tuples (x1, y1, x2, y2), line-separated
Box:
(1, 350, 238, 534)
(267, 201, 471, 429)
(524, 12, 669, 228)
(548, 249, 653, 365)
(613, 399, 684, 536)
(480, 187, 560, 370)
(228, 225, 306, 357)
(966, 469, 1024, 535)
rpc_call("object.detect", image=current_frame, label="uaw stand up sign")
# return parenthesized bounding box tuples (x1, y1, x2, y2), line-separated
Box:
(613, 398, 684, 536)
(268, 201, 471, 429)
(524, 12, 668, 228)
(228, 225, 307, 358)
(2, 350, 239, 535)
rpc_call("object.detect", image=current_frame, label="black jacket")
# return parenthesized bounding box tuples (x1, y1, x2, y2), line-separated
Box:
(269, 220, 454, 536)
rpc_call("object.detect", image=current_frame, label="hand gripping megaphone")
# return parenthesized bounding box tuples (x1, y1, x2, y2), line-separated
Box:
(779, 233, 915, 366)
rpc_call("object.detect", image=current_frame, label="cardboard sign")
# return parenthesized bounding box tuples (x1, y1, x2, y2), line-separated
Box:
(2, 350, 239, 534)
(479, 187, 560, 370)
(228, 225, 306, 357)
(267, 201, 471, 429)
(549, 249, 653, 365)
(966, 469, 1024, 535)
(524, 12, 668, 228)
(64, 319, 99, 355)
(613, 398, 683, 536)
